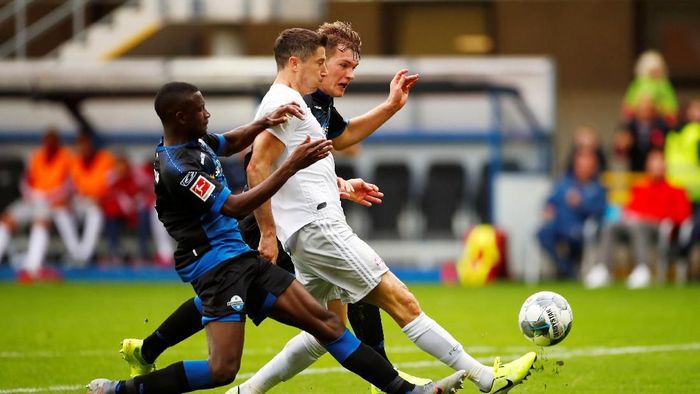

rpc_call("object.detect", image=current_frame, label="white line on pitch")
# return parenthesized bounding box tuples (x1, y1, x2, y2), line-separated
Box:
(1, 342, 699, 393)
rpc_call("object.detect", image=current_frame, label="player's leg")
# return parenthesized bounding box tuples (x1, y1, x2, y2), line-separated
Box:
(121, 296, 203, 376)
(266, 279, 464, 394)
(363, 271, 493, 390)
(347, 301, 389, 360)
(234, 295, 350, 393)
(88, 321, 245, 394)
(364, 272, 536, 393)
(121, 214, 271, 376)
(89, 258, 258, 393)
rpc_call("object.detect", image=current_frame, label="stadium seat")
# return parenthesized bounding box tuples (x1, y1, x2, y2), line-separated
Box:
(368, 162, 411, 238)
(475, 160, 521, 223)
(0, 157, 24, 211)
(421, 162, 467, 238)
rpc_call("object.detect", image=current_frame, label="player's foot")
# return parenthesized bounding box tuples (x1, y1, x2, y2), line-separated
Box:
(370, 369, 432, 393)
(627, 264, 651, 289)
(488, 352, 537, 393)
(399, 369, 433, 385)
(584, 263, 611, 289)
(85, 379, 119, 394)
(120, 338, 155, 377)
(413, 369, 466, 393)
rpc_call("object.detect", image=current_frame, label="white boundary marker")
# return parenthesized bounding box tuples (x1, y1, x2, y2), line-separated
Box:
(1, 342, 699, 393)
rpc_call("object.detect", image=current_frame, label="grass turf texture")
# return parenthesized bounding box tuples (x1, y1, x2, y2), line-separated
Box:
(1, 282, 699, 393)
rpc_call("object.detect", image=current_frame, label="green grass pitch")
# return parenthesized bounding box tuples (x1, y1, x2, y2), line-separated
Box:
(1, 281, 699, 393)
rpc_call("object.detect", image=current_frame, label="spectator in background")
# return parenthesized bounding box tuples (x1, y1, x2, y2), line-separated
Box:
(537, 149, 607, 279)
(0, 127, 74, 281)
(133, 158, 174, 266)
(622, 50, 678, 126)
(614, 95, 668, 171)
(101, 152, 139, 265)
(665, 99, 700, 267)
(565, 125, 607, 175)
(585, 149, 692, 289)
(65, 132, 116, 266)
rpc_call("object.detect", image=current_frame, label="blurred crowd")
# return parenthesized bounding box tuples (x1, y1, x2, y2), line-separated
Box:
(537, 50, 700, 288)
(0, 129, 250, 282)
(0, 130, 168, 281)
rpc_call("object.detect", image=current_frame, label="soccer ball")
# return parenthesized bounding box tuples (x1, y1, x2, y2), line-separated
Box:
(518, 291, 573, 346)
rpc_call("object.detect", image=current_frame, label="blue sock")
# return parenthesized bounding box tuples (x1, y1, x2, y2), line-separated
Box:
(183, 360, 215, 389)
(324, 329, 410, 393)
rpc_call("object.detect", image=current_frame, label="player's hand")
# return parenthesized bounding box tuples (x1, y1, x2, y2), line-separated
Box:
(386, 69, 419, 111)
(262, 102, 305, 127)
(258, 234, 279, 263)
(339, 178, 383, 207)
(286, 135, 333, 171)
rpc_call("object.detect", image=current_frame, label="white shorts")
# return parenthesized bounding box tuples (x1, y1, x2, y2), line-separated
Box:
(286, 219, 389, 305)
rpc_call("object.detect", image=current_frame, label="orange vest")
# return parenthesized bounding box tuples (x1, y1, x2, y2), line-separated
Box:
(70, 150, 116, 199)
(27, 146, 73, 192)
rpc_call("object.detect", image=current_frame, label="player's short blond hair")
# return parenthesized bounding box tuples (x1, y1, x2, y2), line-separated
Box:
(317, 21, 362, 60)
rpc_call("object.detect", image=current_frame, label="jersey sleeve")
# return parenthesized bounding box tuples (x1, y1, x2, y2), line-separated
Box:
(326, 106, 349, 139)
(201, 133, 227, 156)
(258, 100, 300, 147)
(163, 162, 232, 215)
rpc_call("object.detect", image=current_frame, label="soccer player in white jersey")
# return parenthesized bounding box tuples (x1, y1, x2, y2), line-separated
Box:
(244, 25, 538, 394)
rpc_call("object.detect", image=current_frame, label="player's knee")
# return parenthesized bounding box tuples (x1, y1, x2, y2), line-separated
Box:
(395, 289, 422, 319)
(209, 357, 241, 385)
(315, 309, 345, 342)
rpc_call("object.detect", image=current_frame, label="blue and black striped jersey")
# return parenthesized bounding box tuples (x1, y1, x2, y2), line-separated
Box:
(154, 133, 252, 282)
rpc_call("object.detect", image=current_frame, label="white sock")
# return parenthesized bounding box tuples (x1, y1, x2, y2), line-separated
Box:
(78, 204, 103, 265)
(241, 332, 326, 393)
(402, 312, 494, 392)
(0, 224, 10, 260)
(53, 209, 81, 261)
(24, 224, 49, 274)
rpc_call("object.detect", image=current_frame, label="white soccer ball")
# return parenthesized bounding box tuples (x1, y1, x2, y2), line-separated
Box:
(518, 291, 573, 346)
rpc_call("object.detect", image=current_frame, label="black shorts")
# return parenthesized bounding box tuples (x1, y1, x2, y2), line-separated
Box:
(191, 252, 294, 326)
(238, 214, 295, 274)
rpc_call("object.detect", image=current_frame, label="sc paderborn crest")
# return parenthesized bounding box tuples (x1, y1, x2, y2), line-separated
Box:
(226, 295, 244, 312)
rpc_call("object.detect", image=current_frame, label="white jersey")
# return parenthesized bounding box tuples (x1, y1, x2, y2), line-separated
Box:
(254, 84, 345, 243)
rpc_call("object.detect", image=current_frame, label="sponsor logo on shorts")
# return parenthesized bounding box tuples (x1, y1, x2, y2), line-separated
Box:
(190, 175, 214, 201)
(226, 295, 245, 312)
(180, 171, 197, 186)
(374, 256, 386, 269)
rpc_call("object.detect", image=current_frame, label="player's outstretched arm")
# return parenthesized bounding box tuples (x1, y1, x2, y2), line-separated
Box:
(332, 69, 419, 150)
(218, 102, 304, 156)
(221, 135, 331, 220)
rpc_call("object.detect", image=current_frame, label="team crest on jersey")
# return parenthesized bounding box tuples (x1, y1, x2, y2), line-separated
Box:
(226, 295, 245, 312)
(180, 171, 197, 186)
(189, 175, 214, 201)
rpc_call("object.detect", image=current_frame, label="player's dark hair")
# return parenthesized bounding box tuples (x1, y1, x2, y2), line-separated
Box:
(273, 28, 327, 70)
(317, 21, 361, 60)
(154, 82, 200, 123)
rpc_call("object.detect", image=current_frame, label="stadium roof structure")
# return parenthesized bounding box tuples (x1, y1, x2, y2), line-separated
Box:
(0, 57, 548, 140)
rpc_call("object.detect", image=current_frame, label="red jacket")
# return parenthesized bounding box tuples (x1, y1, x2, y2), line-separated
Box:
(625, 178, 692, 225)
